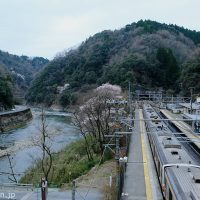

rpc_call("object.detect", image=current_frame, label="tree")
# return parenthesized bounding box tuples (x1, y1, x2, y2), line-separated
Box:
(157, 48, 179, 88)
(33, 109, 53, 181)
(74, 83, 122, 157)
(0, 77, 14, 109)
(7, 154, 17, 183)
(59, 90, 76, 107)
(180, 59, 200, 95)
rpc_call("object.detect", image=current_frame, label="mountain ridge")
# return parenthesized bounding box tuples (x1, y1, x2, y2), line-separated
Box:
(0, 50, 49, 108)
(26, 20, 200, 106)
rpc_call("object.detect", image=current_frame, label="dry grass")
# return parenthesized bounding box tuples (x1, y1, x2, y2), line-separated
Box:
(102, 177, 117, 200)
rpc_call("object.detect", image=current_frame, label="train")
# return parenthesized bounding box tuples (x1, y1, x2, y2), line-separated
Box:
(142, 104, 200, 200)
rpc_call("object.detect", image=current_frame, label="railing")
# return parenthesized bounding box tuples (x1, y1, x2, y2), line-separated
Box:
(0, 183, 34, 191)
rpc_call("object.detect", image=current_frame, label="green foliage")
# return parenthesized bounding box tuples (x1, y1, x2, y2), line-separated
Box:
(0, 76, 14, 109)
(20, 137, 101, 187)
(180, 59, 200, 95)
(0, 50, 48, 94)
(136, 20, 200, 44)
(27, 20, 200, 105)
(59, 90, 77, 107)
(156, 48, 179, 88)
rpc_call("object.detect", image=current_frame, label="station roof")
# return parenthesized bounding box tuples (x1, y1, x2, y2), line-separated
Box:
(179, 103, 200, 110)
(183, 113, 200, 120)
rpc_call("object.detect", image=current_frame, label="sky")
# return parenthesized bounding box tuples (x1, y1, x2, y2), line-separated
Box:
(0, 0, 199, 59)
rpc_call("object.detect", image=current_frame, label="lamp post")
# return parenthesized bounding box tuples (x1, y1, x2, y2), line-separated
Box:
(189, 87, 194, 114)
(41, 177, 48, 200)
(119, 156, 128, 199)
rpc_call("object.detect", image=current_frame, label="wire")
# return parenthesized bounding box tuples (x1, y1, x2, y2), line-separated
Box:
(146, 106, 200, 143)
(81, 133, 116, 199)
(75, 189, 86, 200)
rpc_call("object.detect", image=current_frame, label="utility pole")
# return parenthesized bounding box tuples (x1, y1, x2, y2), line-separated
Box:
(115, 137, 120, 200)
(128, 81, 132, 116)
(41, 178, 47, 200)
(104, 134, 123, 199)
(72, 180, 75, 200)
(189, 87, 194, 114)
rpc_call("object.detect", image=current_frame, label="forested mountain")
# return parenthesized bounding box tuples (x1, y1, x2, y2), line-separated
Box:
(0, 51, 49, 91)
(26, 20, 200, 106)
(0, 65, 14, 109)
(0, 51, 49, 103)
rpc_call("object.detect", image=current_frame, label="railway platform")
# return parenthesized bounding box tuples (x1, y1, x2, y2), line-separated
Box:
(160, 109, 200, 149)
(122, 109, 162, 200)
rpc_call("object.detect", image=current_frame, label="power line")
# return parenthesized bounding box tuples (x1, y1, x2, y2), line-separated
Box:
(82, 134, 117, 199)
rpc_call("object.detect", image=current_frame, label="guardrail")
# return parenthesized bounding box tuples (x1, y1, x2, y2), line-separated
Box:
(0, 183, 34, 191)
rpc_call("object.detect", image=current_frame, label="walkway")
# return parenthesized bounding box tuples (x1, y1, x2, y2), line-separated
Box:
(0, 187, 102, 200)
(122, 109, 163, 200)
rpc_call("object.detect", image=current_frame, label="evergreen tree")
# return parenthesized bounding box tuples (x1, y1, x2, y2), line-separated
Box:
(157, 48, 179, 88)
(0, 77, 14, 109)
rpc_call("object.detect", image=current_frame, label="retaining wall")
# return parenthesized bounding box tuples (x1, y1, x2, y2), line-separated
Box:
(0, 108, 32, 132)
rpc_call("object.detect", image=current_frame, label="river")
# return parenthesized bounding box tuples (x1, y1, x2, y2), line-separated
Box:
(0, 108, 80, 183)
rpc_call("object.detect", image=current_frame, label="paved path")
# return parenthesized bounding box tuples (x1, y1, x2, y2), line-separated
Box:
(123, 109, 147, 200)
(0, 187, 103, 200)
(122, 109, 163, 200)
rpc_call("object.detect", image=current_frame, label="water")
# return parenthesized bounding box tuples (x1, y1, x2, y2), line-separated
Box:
(0, 109, 80, 183)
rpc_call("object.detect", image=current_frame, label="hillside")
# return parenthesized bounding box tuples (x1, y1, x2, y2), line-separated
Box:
(0, 65, 14, 110)
(0, 51, 49, 102)
(26, 20, 200, 106)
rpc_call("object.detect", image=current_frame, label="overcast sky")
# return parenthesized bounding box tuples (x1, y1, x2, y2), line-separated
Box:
(0, 0, 199, 59)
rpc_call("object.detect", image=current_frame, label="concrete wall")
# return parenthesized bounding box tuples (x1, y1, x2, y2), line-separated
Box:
(0, 108, 32, 132)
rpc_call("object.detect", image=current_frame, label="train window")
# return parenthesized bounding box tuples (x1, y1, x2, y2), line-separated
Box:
(171, 150, 178, 155)
(160, 167, 162, 180)
(169, 188, 173, 200)
(158, 161, 160, 176)
(164, 176, 167, 196)
(193, 172, 200, 183)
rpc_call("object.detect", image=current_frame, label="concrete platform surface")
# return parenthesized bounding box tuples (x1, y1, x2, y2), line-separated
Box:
(122, 109, 163, 200)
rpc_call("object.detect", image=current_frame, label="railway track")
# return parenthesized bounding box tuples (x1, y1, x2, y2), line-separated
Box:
(143, 104, 200, 200)
(158, 109, 200, 165)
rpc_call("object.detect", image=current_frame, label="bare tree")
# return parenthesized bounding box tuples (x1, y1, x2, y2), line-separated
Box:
(7, 153, 17, 183)
(33, 108, 53, 182)
(74, 83, 122, 156)
(73, 112, 94, 161)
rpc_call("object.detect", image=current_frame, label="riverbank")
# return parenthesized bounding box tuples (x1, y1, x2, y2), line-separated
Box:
(20, 137, 101, 186)
(20, 136, 116, 199)
(0, 108, 32, 133)
(0, 109, 79, 183)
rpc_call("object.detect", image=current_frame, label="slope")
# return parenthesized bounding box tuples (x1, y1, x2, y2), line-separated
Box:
(0, 50, 49, 101)
(26, 20, 200, 106)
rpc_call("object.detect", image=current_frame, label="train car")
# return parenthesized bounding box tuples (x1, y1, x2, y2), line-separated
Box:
(143, 104, 200, 200)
